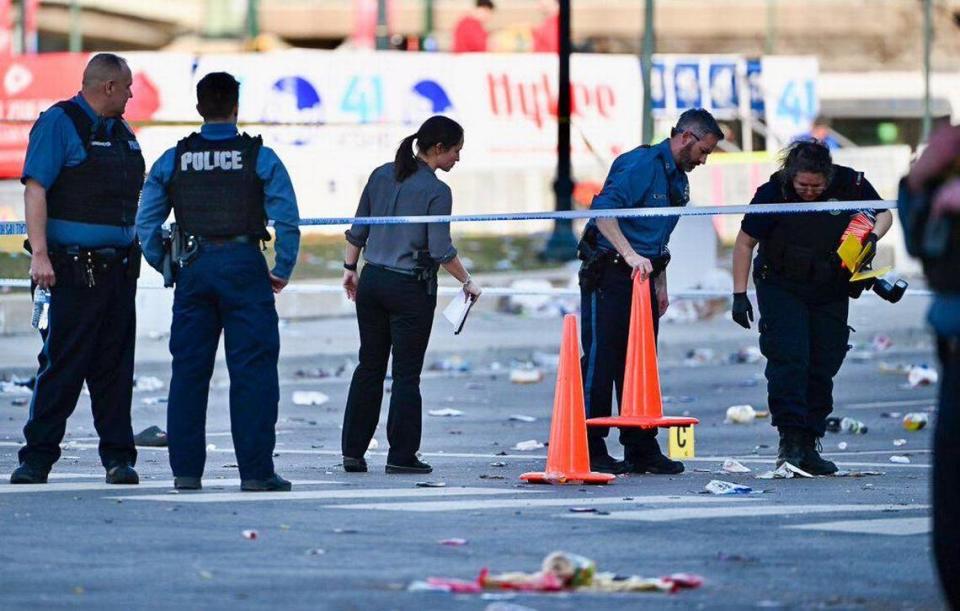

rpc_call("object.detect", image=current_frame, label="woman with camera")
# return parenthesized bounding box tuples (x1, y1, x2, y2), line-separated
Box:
(729, 139, 892, 475)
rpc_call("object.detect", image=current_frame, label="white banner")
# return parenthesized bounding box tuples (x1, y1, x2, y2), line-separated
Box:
(761, 56, 820, 151)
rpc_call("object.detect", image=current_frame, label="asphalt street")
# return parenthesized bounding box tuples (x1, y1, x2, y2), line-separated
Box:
(0, 303, 944, 610)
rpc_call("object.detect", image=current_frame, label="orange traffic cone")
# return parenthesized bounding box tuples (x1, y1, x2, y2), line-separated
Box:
(586, 274, 699, 430)
(521, 314, 615, 485)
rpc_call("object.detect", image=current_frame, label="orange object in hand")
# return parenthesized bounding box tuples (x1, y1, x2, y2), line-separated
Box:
(839, 211, 877, 269)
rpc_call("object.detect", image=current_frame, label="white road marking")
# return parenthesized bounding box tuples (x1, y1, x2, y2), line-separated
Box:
(327, 494, 764, 512)
(784, 517, 931, 536)
(843, 398, 936, 410)
(46, 473, 103, 480)
(112, 486, 539, 504)
(564, 504, 929, 523)
(685, 456, 930, 469)
(0, 479, 337, 495)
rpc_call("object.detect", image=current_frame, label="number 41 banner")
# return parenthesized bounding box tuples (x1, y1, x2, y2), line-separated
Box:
(761, 56, 820, 152)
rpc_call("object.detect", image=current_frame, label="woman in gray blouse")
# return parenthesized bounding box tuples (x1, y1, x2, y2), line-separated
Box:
(340, 115, 482, 474)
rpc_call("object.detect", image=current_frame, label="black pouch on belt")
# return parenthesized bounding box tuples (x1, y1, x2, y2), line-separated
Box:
(577, 225, 605, 291)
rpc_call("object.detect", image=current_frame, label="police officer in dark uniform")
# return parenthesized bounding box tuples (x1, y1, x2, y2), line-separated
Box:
(731, 140, 892, 474)
(137, 72, 300, 492)
(11, 54, 143, 485)
(578, 108, 723, 475)
(900, 124, 960, 609)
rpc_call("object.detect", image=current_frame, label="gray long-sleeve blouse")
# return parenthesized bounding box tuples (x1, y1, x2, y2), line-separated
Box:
(345, 160, 458, 271)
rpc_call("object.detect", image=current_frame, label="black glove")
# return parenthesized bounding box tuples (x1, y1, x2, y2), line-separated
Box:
(859, 232, 879, 269)
(732, 292, 754, 329)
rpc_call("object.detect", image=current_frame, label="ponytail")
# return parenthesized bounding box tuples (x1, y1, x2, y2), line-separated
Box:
(394, 134, 419, 182)
(393, 115, 464, 182)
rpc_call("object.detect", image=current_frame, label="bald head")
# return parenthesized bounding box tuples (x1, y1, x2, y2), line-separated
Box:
(80, 53, 133, 117)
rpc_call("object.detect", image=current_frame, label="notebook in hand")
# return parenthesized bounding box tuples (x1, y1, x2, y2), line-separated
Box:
(442, 292, 475, 334)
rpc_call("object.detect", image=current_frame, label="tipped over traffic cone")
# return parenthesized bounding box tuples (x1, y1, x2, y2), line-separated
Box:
(586, 275, 699, 430)
(521, 314, 615, 485)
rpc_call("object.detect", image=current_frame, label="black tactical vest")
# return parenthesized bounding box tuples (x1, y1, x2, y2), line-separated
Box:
(44, 100, 145, 226)
(168, 133, 268, 239)
(756, 166, 872, 290)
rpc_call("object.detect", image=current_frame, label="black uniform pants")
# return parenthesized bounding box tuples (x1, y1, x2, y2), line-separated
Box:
(342, 265, 436, 462)
(755, 275, 849, 437)
(934, 335, 960, 609)
(20, 263, 137, 471)
(580, 262, 660, 460)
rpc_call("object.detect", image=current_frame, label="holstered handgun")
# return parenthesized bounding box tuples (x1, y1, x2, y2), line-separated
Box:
(413, 250, 439, 296)
(161, 223, 198, 288)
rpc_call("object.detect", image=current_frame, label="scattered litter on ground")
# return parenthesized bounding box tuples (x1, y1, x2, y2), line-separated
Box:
(833, 470, 885, 477)
(416, 481, 446, 488)
(133, 425, 168, 447)
(826, 416, 868, 434)
(409, 551, 702, 595)
(730, 346, 763, 364)
(513, 440, 545, 451)
(755, 462, 814, 480)
(704, 480, 757, 495)
(430, 356, 471, 373)
(683, 348, 716, 367)
(479, 474, 505, 480)
(907, 365, 938, 388)
(837, 442, 848, 450)
(368, 438, 379, 450)
(893, 439, 907, 447)
(489, 461, 507, 468)
(305, 548, 326, 556)
(11, 397, 28, 406)
(439, 538, 468, 546)
(133, 376, 164, 392)
(501, 280, 574, 318)
(663, 395, 696, 404)
(902, 413, 929, 431)
(725, 404, 757, 424)
(532, 352, 561, 371)
(205, 443, 217, 451)
(882, 411, 903, 419)
(509, 366, 544, 385)
(241, 530, 258, 540)
(871, 335, 893, 352)
(508, 415, 536, 423)
(721, 459, 752, 474)
(568, 507, 599, 513)
(141, 397, 167, 406)
(466, 382, 485, 390)
(333, 528, 358, 534)
(889, 455, 911, 464)
(429, 408, 465, 417)
(294, 367, 332, 379)
(292, 391, 329, 406)
(0, 381, 32, 395)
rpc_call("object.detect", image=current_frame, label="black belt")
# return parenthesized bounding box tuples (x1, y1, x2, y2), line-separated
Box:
(50, 244, 132, 264)
(600, 251, 670, 276)
(364, 262, 417, 277)
(196, 235, 261, 246)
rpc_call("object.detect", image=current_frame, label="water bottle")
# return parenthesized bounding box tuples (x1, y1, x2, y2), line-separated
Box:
(839, 416, 868, 435)
(31, 288, 50, 331)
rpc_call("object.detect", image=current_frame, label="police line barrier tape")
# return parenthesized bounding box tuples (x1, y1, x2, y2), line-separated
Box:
(0, 278, 933, 299)
(0, 200, 896, 236)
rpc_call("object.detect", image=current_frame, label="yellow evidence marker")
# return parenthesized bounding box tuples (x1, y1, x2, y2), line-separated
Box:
(668, 425, 695, 459)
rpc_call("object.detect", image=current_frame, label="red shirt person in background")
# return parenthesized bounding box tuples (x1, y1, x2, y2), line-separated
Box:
(452, 0, 495, 53)
(532, 0, 559, 53)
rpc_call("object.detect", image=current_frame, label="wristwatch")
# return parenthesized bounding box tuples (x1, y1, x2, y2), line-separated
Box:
(343, 261, 358, 271)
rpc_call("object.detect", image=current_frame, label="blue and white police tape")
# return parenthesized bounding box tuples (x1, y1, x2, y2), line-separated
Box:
(0, 278, 934, 298)
(0, 199, 896, 236)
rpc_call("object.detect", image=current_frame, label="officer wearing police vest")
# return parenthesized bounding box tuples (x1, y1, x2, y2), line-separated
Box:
(731, 140, 892, 475)
(578, 108, 723, 475)
(900, 124, 960, 609)
(137, 72, 300, 492)
(11, 54, 143, 485)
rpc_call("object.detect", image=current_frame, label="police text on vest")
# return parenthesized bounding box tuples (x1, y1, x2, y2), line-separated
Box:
(181, 151, 244, 172)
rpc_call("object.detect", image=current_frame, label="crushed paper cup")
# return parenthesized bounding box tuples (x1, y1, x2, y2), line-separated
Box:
(721, 459, 752, 474)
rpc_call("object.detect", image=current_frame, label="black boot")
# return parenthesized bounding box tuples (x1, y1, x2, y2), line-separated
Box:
(624, 439, 684, 475)
(777, 427, 806, 468)
(799, 432, 838, 475)
(589, 435, 629, 474)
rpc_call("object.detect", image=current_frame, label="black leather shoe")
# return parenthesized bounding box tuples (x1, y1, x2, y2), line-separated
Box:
(105, 463, 139, 485)
(800, 432, 839, 475)
(174, 476, 202, 490)
(777, 427, 806, 468)
(241, 473, 292, 492)
(343, 456, 367, 473)
(385, 458, 432, 474)
(626, 452, 685, 475)
(590, 454, 629, 474)
(10, 463, 48, 484)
